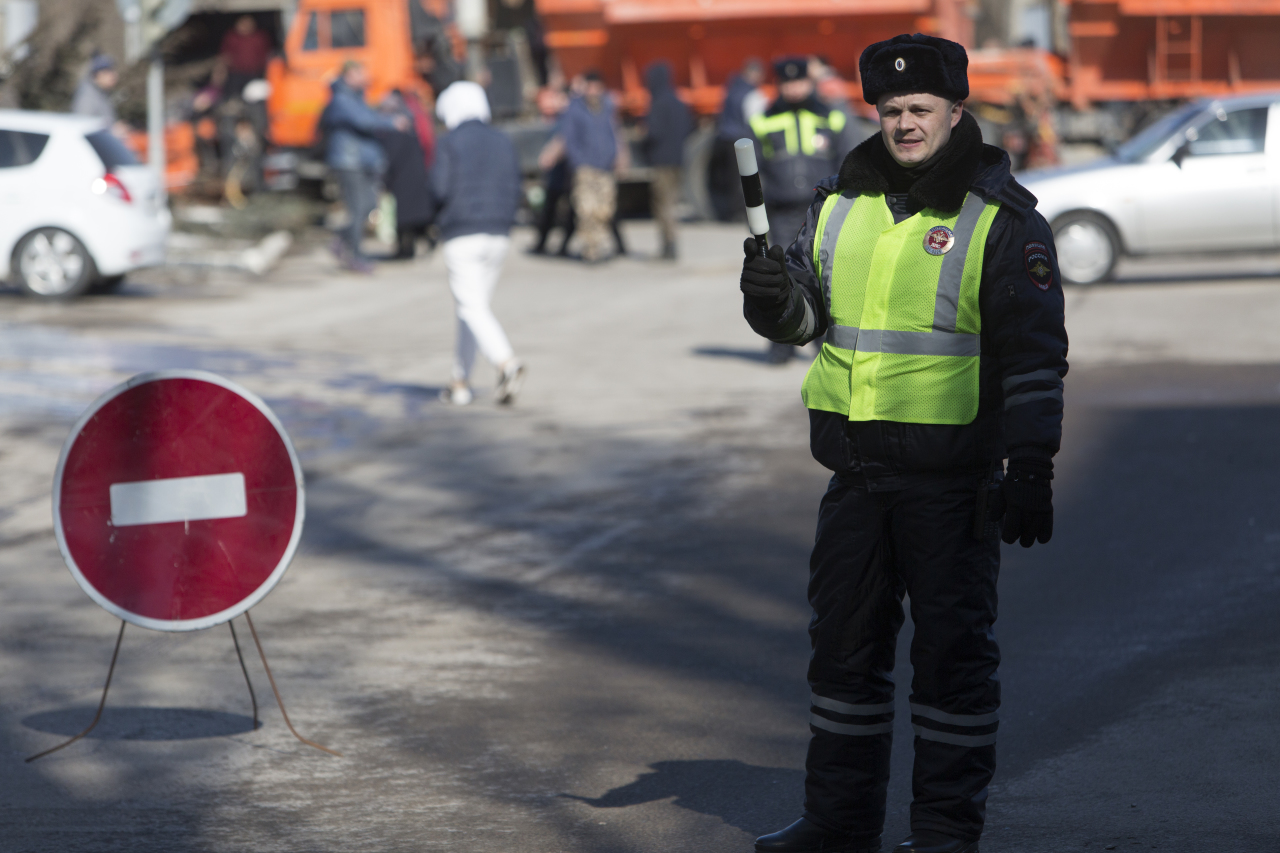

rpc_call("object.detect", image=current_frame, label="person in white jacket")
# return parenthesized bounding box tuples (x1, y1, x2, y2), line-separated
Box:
(431, 82, 526, 406)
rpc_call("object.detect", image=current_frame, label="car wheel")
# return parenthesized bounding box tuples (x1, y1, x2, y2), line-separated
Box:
(1052, 212, 1120, 285)
(14, 228, 96, 299)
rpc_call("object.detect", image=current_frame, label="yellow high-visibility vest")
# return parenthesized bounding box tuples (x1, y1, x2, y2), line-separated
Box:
(801, 191, 1001, 425)
(750, 109, 847, 158)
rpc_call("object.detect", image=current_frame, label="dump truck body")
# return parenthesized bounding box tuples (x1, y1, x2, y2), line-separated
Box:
(534, 0, 976, 116)
(1066, 0, 1280, 108)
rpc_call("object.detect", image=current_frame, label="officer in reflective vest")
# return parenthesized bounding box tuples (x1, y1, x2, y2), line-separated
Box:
(740, 35, 1068, 853)
(751, 56, 852, 364)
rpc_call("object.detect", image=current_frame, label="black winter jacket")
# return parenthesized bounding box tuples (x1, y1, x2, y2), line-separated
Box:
(429, 119, 523, 242)
(744, 114, 1068, 488)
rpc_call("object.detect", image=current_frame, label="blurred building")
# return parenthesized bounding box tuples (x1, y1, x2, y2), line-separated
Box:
(0, 0, 123, 110)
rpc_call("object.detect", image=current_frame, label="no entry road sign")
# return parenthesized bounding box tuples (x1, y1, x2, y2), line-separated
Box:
(53, 371, 305, 631)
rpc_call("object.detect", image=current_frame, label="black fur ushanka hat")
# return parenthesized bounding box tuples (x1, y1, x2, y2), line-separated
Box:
(859, 34, 969, 105)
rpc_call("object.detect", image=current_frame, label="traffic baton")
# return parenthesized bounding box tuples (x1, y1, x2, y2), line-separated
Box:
(735, 138, 770, 256)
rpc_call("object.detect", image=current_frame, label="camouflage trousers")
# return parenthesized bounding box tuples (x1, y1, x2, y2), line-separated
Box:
(572, 166, 618, 262)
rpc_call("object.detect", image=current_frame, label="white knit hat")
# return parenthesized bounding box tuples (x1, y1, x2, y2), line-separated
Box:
(435, 81, 491, 130)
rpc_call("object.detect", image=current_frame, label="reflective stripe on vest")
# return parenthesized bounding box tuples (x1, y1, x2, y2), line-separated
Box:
(750, 109, 847, 158)
(801, 191, 1001, 425)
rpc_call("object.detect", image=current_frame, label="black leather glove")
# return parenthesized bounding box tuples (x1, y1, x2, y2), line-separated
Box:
(740, 238, 792, 305)
(998, 457, 1053, 547)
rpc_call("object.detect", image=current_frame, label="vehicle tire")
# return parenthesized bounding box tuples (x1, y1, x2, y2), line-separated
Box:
(682, 124, 716, 222)
(92, 274, 126, 294)
(13, 228, 97, 300)
(1051, 211, 1120, 285)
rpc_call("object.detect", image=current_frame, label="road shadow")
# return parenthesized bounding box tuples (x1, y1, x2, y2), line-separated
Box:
(564, 759, 802, 836)
(692, 346, 779, 364)
(23, 706, 257, 741)
(1108, 254, 1280, 286)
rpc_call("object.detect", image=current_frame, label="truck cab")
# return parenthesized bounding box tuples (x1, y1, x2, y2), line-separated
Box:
(265, 0, 433, 150)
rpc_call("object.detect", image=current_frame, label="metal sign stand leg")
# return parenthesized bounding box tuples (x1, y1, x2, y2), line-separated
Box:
(243, 612, 341, 757)
(228, 619, 260, 730)
(26, 620, 126, 763)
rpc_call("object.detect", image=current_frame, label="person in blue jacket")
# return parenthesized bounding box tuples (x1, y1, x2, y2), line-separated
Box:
(320, 61, 407, 272)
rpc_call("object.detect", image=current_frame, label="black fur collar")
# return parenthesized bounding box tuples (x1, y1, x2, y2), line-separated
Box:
(837, 111, 985, 213)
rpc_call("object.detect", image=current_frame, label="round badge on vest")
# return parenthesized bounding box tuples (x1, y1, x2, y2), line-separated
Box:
(895, 57, 906, 71)
(924, 225, 955, 255)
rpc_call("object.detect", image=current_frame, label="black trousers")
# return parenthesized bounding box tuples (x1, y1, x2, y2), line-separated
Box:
(804, 471, 1000, 844)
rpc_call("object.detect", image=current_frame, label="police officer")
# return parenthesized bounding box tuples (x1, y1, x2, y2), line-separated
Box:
(740, 34, 1068, 853)
(751, 56, 851, 364)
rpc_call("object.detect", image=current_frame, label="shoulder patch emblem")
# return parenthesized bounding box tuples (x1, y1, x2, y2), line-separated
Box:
(924, 226, 955, 256)
(1024, 241, 1053, 290)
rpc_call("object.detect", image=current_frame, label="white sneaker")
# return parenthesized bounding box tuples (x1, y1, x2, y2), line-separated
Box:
(439, 384, 473, 406)
(495, 360, 526, 406)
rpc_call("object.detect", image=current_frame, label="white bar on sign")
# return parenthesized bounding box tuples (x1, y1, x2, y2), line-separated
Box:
(110, 473, 247, 527)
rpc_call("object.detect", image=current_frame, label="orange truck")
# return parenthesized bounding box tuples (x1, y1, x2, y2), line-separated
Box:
(534, 0, 978, 117)
(142, 0, 1280, 193)
(1064, 0, 1280, 108)
(264, 0, 442, 150)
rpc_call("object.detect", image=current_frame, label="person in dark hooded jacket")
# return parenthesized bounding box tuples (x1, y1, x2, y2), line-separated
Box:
(710, 58, 765, 221)
(742, 35, 1068, 853)
(320, 61, 406, 271)
(641, 61, 693, 259)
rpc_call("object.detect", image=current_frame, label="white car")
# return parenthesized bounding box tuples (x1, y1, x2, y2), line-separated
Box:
(0, 110, 170, 299)
(1020, 93, 1280, 284)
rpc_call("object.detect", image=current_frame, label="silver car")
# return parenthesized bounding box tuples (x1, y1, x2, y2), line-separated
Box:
(1020, 94, 1280, 284)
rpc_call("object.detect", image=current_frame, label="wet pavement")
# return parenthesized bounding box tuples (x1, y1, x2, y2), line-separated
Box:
(0, 224, 1277, 851)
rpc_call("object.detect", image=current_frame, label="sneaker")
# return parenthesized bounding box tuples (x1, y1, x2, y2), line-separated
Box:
(495, 360, 526, 406)
(439, 385, 473, 406)
(341, 255, 376, 274)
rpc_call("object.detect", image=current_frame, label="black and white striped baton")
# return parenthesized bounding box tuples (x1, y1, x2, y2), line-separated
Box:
(735, 138, 770, 256)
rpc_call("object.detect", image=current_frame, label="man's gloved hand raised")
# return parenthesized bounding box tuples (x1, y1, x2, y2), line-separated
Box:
(997, 457, 1053, 547)
(740, 238, 792, 305)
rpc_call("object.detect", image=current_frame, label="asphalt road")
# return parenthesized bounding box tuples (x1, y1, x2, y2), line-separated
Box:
(0, 224, 1277, 852)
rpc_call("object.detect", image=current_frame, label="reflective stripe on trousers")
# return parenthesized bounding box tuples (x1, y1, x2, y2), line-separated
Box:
(809, 692, 894, 736)
(910, 702, 998, 747)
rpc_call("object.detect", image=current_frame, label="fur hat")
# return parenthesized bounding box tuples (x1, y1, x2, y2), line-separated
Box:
(773, 56, 809, 83)
(858, 34, 968, 105)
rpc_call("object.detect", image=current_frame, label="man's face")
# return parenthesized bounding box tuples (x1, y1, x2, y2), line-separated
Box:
(585, 80, 606, 105)
(344, 65, 370, 90)
(779, 78, 814, 103)
(236, 16, 257, 35)
(876, 92, 963, 167)
(94, 69, 119, 91)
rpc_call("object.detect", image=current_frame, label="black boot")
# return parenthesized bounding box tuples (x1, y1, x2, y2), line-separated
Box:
(755, 817, 880, 853)
(393, 229, 417, 260)
(895, 830, 978, 853)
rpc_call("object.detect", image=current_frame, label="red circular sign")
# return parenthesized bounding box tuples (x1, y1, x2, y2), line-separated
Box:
(53, 371, 304, 631)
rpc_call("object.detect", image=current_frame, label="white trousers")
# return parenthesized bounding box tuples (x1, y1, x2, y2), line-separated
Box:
(442, 233, 514, 383)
